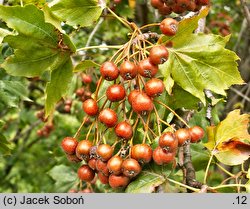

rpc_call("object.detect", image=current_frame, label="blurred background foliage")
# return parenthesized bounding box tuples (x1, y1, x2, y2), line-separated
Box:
(0, 0, 249, 192)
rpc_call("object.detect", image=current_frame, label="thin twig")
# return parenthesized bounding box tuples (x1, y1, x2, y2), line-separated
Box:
(81, 18, 104, 60)
(240, 0, 250, 27)
(183, 142, 203, 190)
(204, 89, 215, 125)
(230, 87, 250, 102)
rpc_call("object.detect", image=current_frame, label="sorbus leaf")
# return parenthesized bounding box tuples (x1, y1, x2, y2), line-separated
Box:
(45, 57, 73, 116)
(204, 109, 250, 165)
(74, 60, 100, 72)
(165, 85, 200, 110)
(160, 8, 244, 104)
(125, 171, 165, 193)
(0, 4, 76, 116)
(0, 4, 75, 77)
(190, 143, 210, 171)
(0, 28, 11, 44)
(0, 80, 31, 109)
(125, 163, 172, 193)
(0, 133, 13, 156)
(49, 0, 105, 27)
(116, 1, 135, 19)
(48, 165, 78, 192)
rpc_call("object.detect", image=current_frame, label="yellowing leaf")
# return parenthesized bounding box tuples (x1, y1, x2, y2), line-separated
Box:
(204, 126, 217, 150)
(204, 110, 250, 165)
(45, 57, 73, 116)
(215, 110, 250, 147)
(0, 28, 11, 43)
(128, 0, 136, 9)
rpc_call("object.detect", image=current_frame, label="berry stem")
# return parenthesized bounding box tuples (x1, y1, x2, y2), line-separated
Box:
(97, 94, 106, 102)
(137, 115, 158, 138)
(100, 98, 109, 110)
(111, 138, 121, 148)
(155, 100, 190, 128)
(153, 106, 162, 135)
(73, 116, 89, 139)
(125, 28, 140, 59)
(216, 163, 235, 177)
(122, 101, 127, 120)
(86, 121, 95, 141)
(95, 77, 103, 101)
(153, 105, 175, 132)
(203, 154, 214, 184)
(166, 178, 200, 192)
(142, 113, 151, 144)
(129, 117, 139, 148)
(95, 118, 100, 144)
(210, 184, 246, 190)
(128, 108, 134, 121)
(107, 7, 132, 30)
(79, 180, 83, 190)
(110, 46, 125, 62)
(139, 23, 161, 30)
(76, 45, 122, 52)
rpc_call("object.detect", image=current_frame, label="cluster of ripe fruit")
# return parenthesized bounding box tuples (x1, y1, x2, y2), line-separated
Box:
(61, 126, 204, 189)
(36, 110, 54, 137)
(60, 17, 204, 189)
(150, 0, 210, 15)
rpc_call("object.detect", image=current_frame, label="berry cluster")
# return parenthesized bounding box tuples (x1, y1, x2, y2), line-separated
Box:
(61, 18, 205, 190)
(61, 126, 204, 189)
(36, 110, 54, 137)
(63, 99, 73, 113)
(150, 0, 210, 15)
(209, 12, 232, 37)
(154, 126, 204, 164)
(36, 123, 54, 137)
(75, 74, 93, 103)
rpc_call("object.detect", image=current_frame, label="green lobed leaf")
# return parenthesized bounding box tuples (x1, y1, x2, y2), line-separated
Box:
(116, 2, 135, 19)
(45, 57, 73, 116)
(159, 9, 244, 104)
(22, 0, 46, 6)
(0, 28, 11, 44)
(166, 84, 200, 110)
(0, 4, 75, 77)
(190, 143, 211, 171)
(49, 0, 105, 27)
(160, 62, 174, 95)
(74, 60, 100, 72)
(0, 120, 5, 129)
(0, 80, 31, 109)
(0, 133, 13, 156)
(47, 165, 78, 192)
(43, 4, 62, 30)
(126, 171, 165, 193)
(162, 8, 210, 44)
(126, 163, 172, 193)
